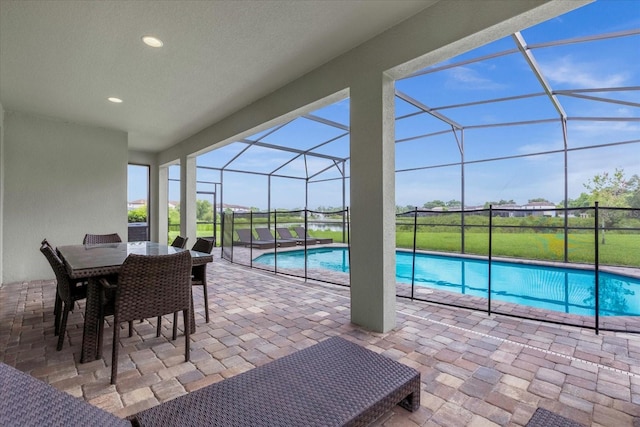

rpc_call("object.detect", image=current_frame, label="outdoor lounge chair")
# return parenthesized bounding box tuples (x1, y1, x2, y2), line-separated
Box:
(255, 227, 298, 247)
(294, 226, 333, 244)
(132, 336, 420, 426)
(276, 227, 317, 245)
(235, 228, 276, 249)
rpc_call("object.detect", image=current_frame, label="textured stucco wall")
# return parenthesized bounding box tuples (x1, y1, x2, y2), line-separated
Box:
(3, 111, 127, 282)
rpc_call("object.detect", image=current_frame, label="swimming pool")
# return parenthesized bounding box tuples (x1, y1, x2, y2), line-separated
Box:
(254, 247, 640, 317)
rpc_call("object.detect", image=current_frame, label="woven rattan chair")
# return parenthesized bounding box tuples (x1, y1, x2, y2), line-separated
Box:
(40, 241, 88, 350)
(83, 233, 122, 244)
(100, 250, 192, 384)
(180, 238, 214, 323)
(170, 235, 188, 249)
(42, 238, 62, 317)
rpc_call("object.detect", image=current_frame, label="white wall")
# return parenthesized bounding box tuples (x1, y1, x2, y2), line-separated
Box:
(2, 111, 127, 283)
(0, 102, 4, 283)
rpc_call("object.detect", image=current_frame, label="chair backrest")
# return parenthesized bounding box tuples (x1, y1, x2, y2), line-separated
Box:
(39, 242, 73, 304)
(255, 228, 275, 241)
(276, 228, 295, 239)
(83, 233, 122, 244)
(115, 251, 192, 323)
(294, 227, 310, 238)
(171, 235, 188, 249)
(191, 237, 214, 254)
(236, 229, 254, 242)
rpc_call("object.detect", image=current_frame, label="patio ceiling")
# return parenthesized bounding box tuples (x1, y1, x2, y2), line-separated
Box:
(0, 0, 436, 152)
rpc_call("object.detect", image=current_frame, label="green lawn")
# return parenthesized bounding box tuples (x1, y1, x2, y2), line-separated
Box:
(170, 225, 639, 268)
(396, 231, 640, 267)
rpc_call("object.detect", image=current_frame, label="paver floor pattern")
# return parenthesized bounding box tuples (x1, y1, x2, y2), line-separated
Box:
(1, 250, 639, 426)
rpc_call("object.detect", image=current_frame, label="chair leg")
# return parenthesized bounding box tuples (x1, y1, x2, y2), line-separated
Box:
(183, 309, 190, 361)
(97, 305, 104, 359)
(202, 284, 210, 323)
(54, 292, 61, 316)
(111, 321, 120, 385)
(172, 312, 178, 341)
(157, 316, 162, 337)
(128, 321, 133, 338)
(54, 294, 62, 336)
(56, 305, 69, 351)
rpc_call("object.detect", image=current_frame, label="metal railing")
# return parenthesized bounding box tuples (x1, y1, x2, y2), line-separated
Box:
(219, 204, 640, 334)
(396, 204, 640, 334)
(221, 208, 350, 286)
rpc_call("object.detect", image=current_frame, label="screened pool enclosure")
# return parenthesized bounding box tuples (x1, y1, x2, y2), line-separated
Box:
(171, 2, 639, 332)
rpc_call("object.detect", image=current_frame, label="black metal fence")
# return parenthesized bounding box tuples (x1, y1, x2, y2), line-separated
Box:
(221, 208, 350, 285)
(221, 204, 640, 334)
(396, 204, 640, 334)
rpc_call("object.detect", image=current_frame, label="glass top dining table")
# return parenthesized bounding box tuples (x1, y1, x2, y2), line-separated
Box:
(56, 241, 214, 363)
(58, 241, 213, 279)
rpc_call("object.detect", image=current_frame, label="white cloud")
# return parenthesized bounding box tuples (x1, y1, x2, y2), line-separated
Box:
(445, 67, 507, 90)
(539, 55, 628, 88)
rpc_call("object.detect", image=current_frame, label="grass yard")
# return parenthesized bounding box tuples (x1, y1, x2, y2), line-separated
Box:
(395, 231, 640, 267)
(170, 223, 639, 268)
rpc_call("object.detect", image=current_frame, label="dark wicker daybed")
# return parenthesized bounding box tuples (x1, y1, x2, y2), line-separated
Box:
(0, 363, 130, 426)
(1, 336, 421, 426)
(133, 336, 421, 426)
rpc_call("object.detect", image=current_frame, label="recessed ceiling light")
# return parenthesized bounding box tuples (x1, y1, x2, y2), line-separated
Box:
(108, 97, 123, 103)
(142, 36, 163, 48)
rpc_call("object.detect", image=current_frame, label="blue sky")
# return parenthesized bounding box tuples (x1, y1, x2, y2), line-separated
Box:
(129, 0, 639, 210)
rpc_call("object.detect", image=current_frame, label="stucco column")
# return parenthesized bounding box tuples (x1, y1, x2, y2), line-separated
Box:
(180, 155, 197, 245)
(349, 73, 396, 332)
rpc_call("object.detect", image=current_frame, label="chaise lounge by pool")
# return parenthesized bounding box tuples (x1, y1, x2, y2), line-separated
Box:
(254, 247, 640, 317)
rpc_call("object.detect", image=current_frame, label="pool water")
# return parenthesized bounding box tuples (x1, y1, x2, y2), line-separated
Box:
(254, 247, 640, 316)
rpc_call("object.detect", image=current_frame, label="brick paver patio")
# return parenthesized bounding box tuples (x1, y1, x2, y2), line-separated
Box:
(1, 249, 639, 426)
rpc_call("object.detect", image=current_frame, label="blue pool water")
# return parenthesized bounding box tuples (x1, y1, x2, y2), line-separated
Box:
(254, 247, 640, 316)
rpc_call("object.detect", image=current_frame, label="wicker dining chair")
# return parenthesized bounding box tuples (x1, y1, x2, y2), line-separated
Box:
(41, 238, 62, 318)
(40, 241, 88, 350)
(177, 237, 214, 323)
(170, 235, 188, 249)
(100, 250, 192, 384)
(83, 233, 122, 244)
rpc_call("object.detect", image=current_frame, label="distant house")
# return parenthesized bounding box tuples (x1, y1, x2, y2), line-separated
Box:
(223, 203, 250, 213)
(128, 199, 147, 211)
(523, 201, 557, 217)
(490, 202, 557, 218)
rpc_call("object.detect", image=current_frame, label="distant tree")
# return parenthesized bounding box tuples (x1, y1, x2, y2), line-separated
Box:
(446, 200, 461, 208)
(423, 200, 445, 209)
(168, 206, 180, 226)
(627, 174, 640, 208)
(584, 168, 630, 244)
(483, 199, 515, 208)
(564, 193, 591, 208)
(396, 205, 415, 214)
(196, 199, 213, 222)
(128, 206, 147, 223)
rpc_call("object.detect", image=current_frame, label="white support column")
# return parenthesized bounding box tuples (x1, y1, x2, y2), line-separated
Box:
(349, 73, 396, 333)
(158, 165, 169, 243)
(180, 155, 197, 246)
